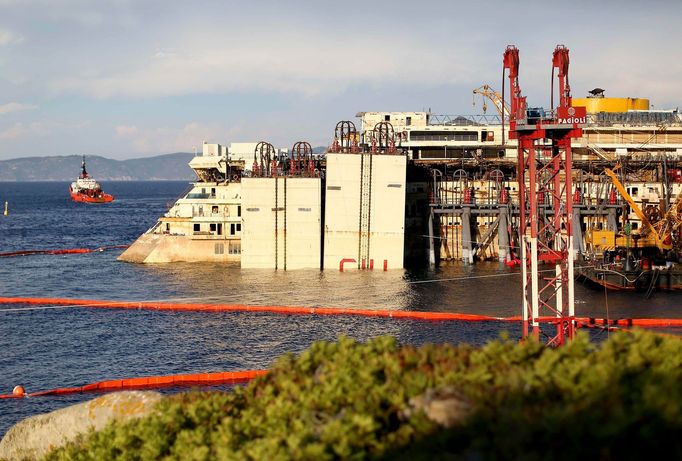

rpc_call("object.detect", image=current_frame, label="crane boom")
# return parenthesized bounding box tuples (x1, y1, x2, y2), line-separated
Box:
(502, 45, 526, 127)
(473, 84, 510, 118)
(552, 45, 572, 109)
(505, 44, 583, 347)
(603, 167, 670, 250)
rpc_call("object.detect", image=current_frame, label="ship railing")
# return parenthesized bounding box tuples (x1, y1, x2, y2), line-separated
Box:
(145, 221, 162, 235)
(586, 112, 682, 127)
(428, 112, 682, 128)
(428, 114, 504, 126)
(191, 233, 232, 240)
(191, 210, 226, 217)
(409, 134, 480, 142)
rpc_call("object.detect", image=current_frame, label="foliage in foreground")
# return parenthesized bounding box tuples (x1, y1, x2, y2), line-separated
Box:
(46, 330, 682, 460)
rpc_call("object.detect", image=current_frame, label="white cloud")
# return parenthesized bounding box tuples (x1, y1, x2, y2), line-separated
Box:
(153, 49, 176, 59)
(0, 102, 37, 114)
(114, 122, 243, 154)
(564, 43, 682, 107)
(3, 1, 682, 160)
(16, 2, 682, 108)
(0, 29, 23, 46)
(0, 122, 47, 140)
(49, 29, 484, 100)
(115, 125, 138, 137)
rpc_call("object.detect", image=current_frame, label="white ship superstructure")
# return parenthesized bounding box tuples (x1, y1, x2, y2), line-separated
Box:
(119, 142, 244, 263)
(120, 137, 408, 269)
(359, 91, 682, 263)
(120, 89, 682, 267)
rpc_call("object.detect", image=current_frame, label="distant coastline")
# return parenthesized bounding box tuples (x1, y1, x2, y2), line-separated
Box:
(0, 153, 195, 181)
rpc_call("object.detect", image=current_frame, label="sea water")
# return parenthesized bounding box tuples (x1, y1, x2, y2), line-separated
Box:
(0, 181, 680, 435)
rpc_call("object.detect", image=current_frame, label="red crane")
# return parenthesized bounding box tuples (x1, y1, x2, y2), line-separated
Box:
(503, 45, 587, 346)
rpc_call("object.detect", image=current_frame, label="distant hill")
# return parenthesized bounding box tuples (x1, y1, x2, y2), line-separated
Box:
(0, 153, 196, 181)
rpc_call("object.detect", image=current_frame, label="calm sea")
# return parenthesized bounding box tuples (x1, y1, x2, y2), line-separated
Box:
(1, 181, 680, 436)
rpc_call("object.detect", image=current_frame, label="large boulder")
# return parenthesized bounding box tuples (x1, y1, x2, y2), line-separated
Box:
(0, 391, 162, 461)
(400, 386, 472, 428)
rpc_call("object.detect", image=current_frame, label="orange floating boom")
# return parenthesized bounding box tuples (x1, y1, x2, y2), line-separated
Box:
(0, 296, 499, 321)
(0, 370, 268, 399)
(0, 245, 128, 258)
(1, 296, 681, 328)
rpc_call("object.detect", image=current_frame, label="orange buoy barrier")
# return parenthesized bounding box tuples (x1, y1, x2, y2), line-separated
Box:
(575, 317, 682, 328)
(0, 245, 128, 258)
(0, 296, 500, 321)
(12, 385, 26, 397)
(0, 370, 267, 399)
(2, 297, 682, 328)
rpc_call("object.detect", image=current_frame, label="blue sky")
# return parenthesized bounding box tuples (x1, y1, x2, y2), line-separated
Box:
(1, 0, 681, 160)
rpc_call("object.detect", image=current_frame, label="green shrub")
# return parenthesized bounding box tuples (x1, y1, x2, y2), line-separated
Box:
(46, 331, 682, 460)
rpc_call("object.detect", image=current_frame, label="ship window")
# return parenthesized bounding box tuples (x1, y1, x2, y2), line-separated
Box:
(165, 223, 170, 232)
(236, 223, 241, 232)
(632, 222, 639, 230)
(384, 114, 390, 121)
(194, 223, 200, 232)
(409, 131, 478, 142)
(211, 188, 216, 197)
(237, 206, 241, 217)
(406, 116, 412, 126)
(229, 241, 241, 255)
(214, 243, 224, 255)
(212, 205, 219, 214)
(217, 223, 222, 235)
(230, 223, 235, 235)
(210, 223, 217, 232)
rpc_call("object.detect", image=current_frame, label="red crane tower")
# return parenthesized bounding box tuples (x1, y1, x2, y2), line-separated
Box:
(503, 45, 587, 346)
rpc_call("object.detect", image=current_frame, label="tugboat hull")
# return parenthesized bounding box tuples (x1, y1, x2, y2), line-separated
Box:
(70, 190, 114, 204)
(69, 157, 114, 203)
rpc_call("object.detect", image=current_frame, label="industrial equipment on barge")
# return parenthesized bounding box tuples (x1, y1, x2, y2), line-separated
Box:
(578, 164, 682, 292)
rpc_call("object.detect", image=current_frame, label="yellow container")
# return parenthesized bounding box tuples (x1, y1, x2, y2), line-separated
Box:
(587, 229, 616, 249)
(572, 97, 649, 114)
(615, 233, 659, 249)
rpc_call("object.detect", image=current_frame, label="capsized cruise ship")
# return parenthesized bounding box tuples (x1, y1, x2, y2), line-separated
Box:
(119, 136, 408, 269)
(119, 143, 245, 263)
(120, 89, 682, 270)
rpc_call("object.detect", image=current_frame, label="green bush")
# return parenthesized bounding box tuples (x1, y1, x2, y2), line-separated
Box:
(46, 330, 682, 460)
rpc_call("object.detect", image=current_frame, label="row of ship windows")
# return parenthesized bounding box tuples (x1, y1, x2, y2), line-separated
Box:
(164, 222, 242, 235)
(408, 131, 494, 142)
(197, 222, 241, 235)
(194, 205, 242, 216)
